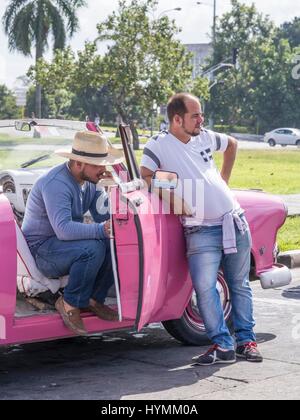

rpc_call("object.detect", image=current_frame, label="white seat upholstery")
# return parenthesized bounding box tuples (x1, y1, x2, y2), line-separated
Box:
(15, 222, 68, 297)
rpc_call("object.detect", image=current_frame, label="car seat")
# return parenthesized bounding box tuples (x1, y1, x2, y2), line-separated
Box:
(15, 222, 68, 297)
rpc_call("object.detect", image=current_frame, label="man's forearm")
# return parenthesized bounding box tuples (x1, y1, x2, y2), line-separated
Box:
(53, 218, 105, 241)
(154, 189, 193, 216)
(221, 137, 238, 184)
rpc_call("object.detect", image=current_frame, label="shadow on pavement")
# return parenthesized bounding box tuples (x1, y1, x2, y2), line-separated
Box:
(256, 333, 277, 344)
(0, 327, 222, 400)
(282, 286, 300, 300)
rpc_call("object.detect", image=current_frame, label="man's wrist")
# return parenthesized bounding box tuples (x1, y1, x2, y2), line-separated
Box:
(99, 223, 107, 239)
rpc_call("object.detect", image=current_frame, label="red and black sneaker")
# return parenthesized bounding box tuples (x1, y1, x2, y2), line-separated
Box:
(236, 342, 263, 363)
(192, 344, 236, 366)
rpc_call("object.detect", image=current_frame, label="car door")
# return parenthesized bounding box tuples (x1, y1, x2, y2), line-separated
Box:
(287, 129, 297, 145)
(274, 129, 284, 144)
(112, 185, 191, 331)
(112, 125, 191, 330)
(111, 125, 168, 329)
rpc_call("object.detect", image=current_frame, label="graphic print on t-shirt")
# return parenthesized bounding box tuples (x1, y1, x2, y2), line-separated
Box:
(200, 148, 213, 163)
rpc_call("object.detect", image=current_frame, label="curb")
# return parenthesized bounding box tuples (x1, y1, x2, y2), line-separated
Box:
(278, 250, 300, 269)
(230, 133, 263, 142)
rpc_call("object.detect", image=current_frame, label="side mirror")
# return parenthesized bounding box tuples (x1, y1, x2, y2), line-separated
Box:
(15, 121, 31, 132)
(152, 170, 178, 190)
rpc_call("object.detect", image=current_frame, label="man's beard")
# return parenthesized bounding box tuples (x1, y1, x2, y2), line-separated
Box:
(182, 124, 201, 137)
(80, 170, 101, 184)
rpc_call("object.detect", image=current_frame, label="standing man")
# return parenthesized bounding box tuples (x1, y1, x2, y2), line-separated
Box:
(160, 119, 168, 132)
(22, 131, 125, 336)
(140, 93, 263, 365)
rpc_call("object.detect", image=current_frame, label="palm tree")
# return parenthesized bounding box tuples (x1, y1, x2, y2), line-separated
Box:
(3, 0, 86, 118)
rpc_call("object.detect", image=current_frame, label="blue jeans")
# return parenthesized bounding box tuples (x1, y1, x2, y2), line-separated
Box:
(32, 238, 114, 308)
(185, 217, 256, 350)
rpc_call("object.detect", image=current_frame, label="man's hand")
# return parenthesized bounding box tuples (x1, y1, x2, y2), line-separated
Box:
(103, 220, 111, 238)
(98, 171, 116, 188)
(141, 166, 193, 216)
(140, 166, 154, 188)
(100, 170, 114, 181)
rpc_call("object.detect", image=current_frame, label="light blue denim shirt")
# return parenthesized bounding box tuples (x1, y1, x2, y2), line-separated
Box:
(22, 163, 109, 250)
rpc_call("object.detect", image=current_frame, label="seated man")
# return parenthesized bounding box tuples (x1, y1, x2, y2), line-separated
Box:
(22, 131, 125, 336)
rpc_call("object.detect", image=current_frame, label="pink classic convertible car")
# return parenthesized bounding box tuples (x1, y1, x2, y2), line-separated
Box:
(0, 121, 292, 348)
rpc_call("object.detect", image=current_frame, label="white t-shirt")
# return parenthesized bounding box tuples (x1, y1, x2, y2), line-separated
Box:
(141, 130, 240, 226)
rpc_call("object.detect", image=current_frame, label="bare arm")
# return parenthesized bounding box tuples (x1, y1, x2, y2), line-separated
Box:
(140, 166, 193, 216)
(221, 136, 238, 184)
(140, 166, 154, 188)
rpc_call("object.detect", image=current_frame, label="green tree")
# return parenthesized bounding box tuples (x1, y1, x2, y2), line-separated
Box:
(0, 85, 21, 119)
(28, 0, 210, 128)
(277, 17, 300, 49)
(3, 0, 86, 118)
(28, 43, 108, 119)
(205, 0, 300, 133)
(191, 76, 210, 102)
(97, 0, 193, 124)
(25, 85, 51, 118)
(27, 46, 76, 118)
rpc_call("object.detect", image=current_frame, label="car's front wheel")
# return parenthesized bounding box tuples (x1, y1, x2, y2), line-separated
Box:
(296, 140, 300, 148)
(162, 272, 232, 346)
(268, 139, 276, 147)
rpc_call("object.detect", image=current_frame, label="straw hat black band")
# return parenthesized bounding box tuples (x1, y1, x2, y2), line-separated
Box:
(72, 148, 108, 158)
(55, 131, 125, 166)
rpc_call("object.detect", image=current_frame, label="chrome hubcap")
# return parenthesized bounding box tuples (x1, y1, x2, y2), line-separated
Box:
(184, 273, 232, 332)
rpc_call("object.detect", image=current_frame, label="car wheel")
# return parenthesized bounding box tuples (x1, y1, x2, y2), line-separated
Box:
(296, 140, 300, 148)
(162, 271, 232, 346)
(268, 139, 276, 147)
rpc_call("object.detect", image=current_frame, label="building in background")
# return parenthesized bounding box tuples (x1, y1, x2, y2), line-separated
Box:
(13, 76, 30, 115)
(184, 43, 213, 79)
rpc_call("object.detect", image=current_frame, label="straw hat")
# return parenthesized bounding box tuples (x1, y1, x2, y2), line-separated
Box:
(55, 131, 125, 166)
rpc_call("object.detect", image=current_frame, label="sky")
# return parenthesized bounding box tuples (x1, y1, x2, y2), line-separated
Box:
(0, 0, 297, 88)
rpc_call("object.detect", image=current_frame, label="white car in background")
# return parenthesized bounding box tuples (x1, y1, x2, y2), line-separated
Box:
(264, 128, 300, 147)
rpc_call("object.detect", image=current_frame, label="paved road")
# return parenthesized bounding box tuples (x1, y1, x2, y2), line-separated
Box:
(1, 268, 300, 400)
(1, 138, 300, 152)
(278, 194, 300, 216)
(237, 141, 300, 151)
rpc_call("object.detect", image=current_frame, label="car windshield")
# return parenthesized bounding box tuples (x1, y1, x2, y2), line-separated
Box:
(0, 120, 80, 170)
(0, 119, 125, 182)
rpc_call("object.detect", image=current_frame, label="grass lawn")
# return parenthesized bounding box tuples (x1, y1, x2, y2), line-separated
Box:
(110, 136, 149, 145)
(0, 133, 10, 141)
(1, 148, 299, 194)
(277, 216, 300, 253)
(0, 134, 72, 146)
(0, 151, 61, 170)
(215, 150, 300, 195)
(136, 149, 300, 195)
(136, 149, 300, 251)
(1, 145, 299, 251)
(0, 144, 300, 194)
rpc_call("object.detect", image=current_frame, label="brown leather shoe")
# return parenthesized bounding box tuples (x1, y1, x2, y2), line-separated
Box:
(55, 296, 87, 336)
(88, 302, 119, 321)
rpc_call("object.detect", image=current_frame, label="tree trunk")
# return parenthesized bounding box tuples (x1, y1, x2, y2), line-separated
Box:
(130, 120, 140, 150)
(35, 9, 43, 119)
(115, 114, 124, 138)
(35, 84, 42, 119)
